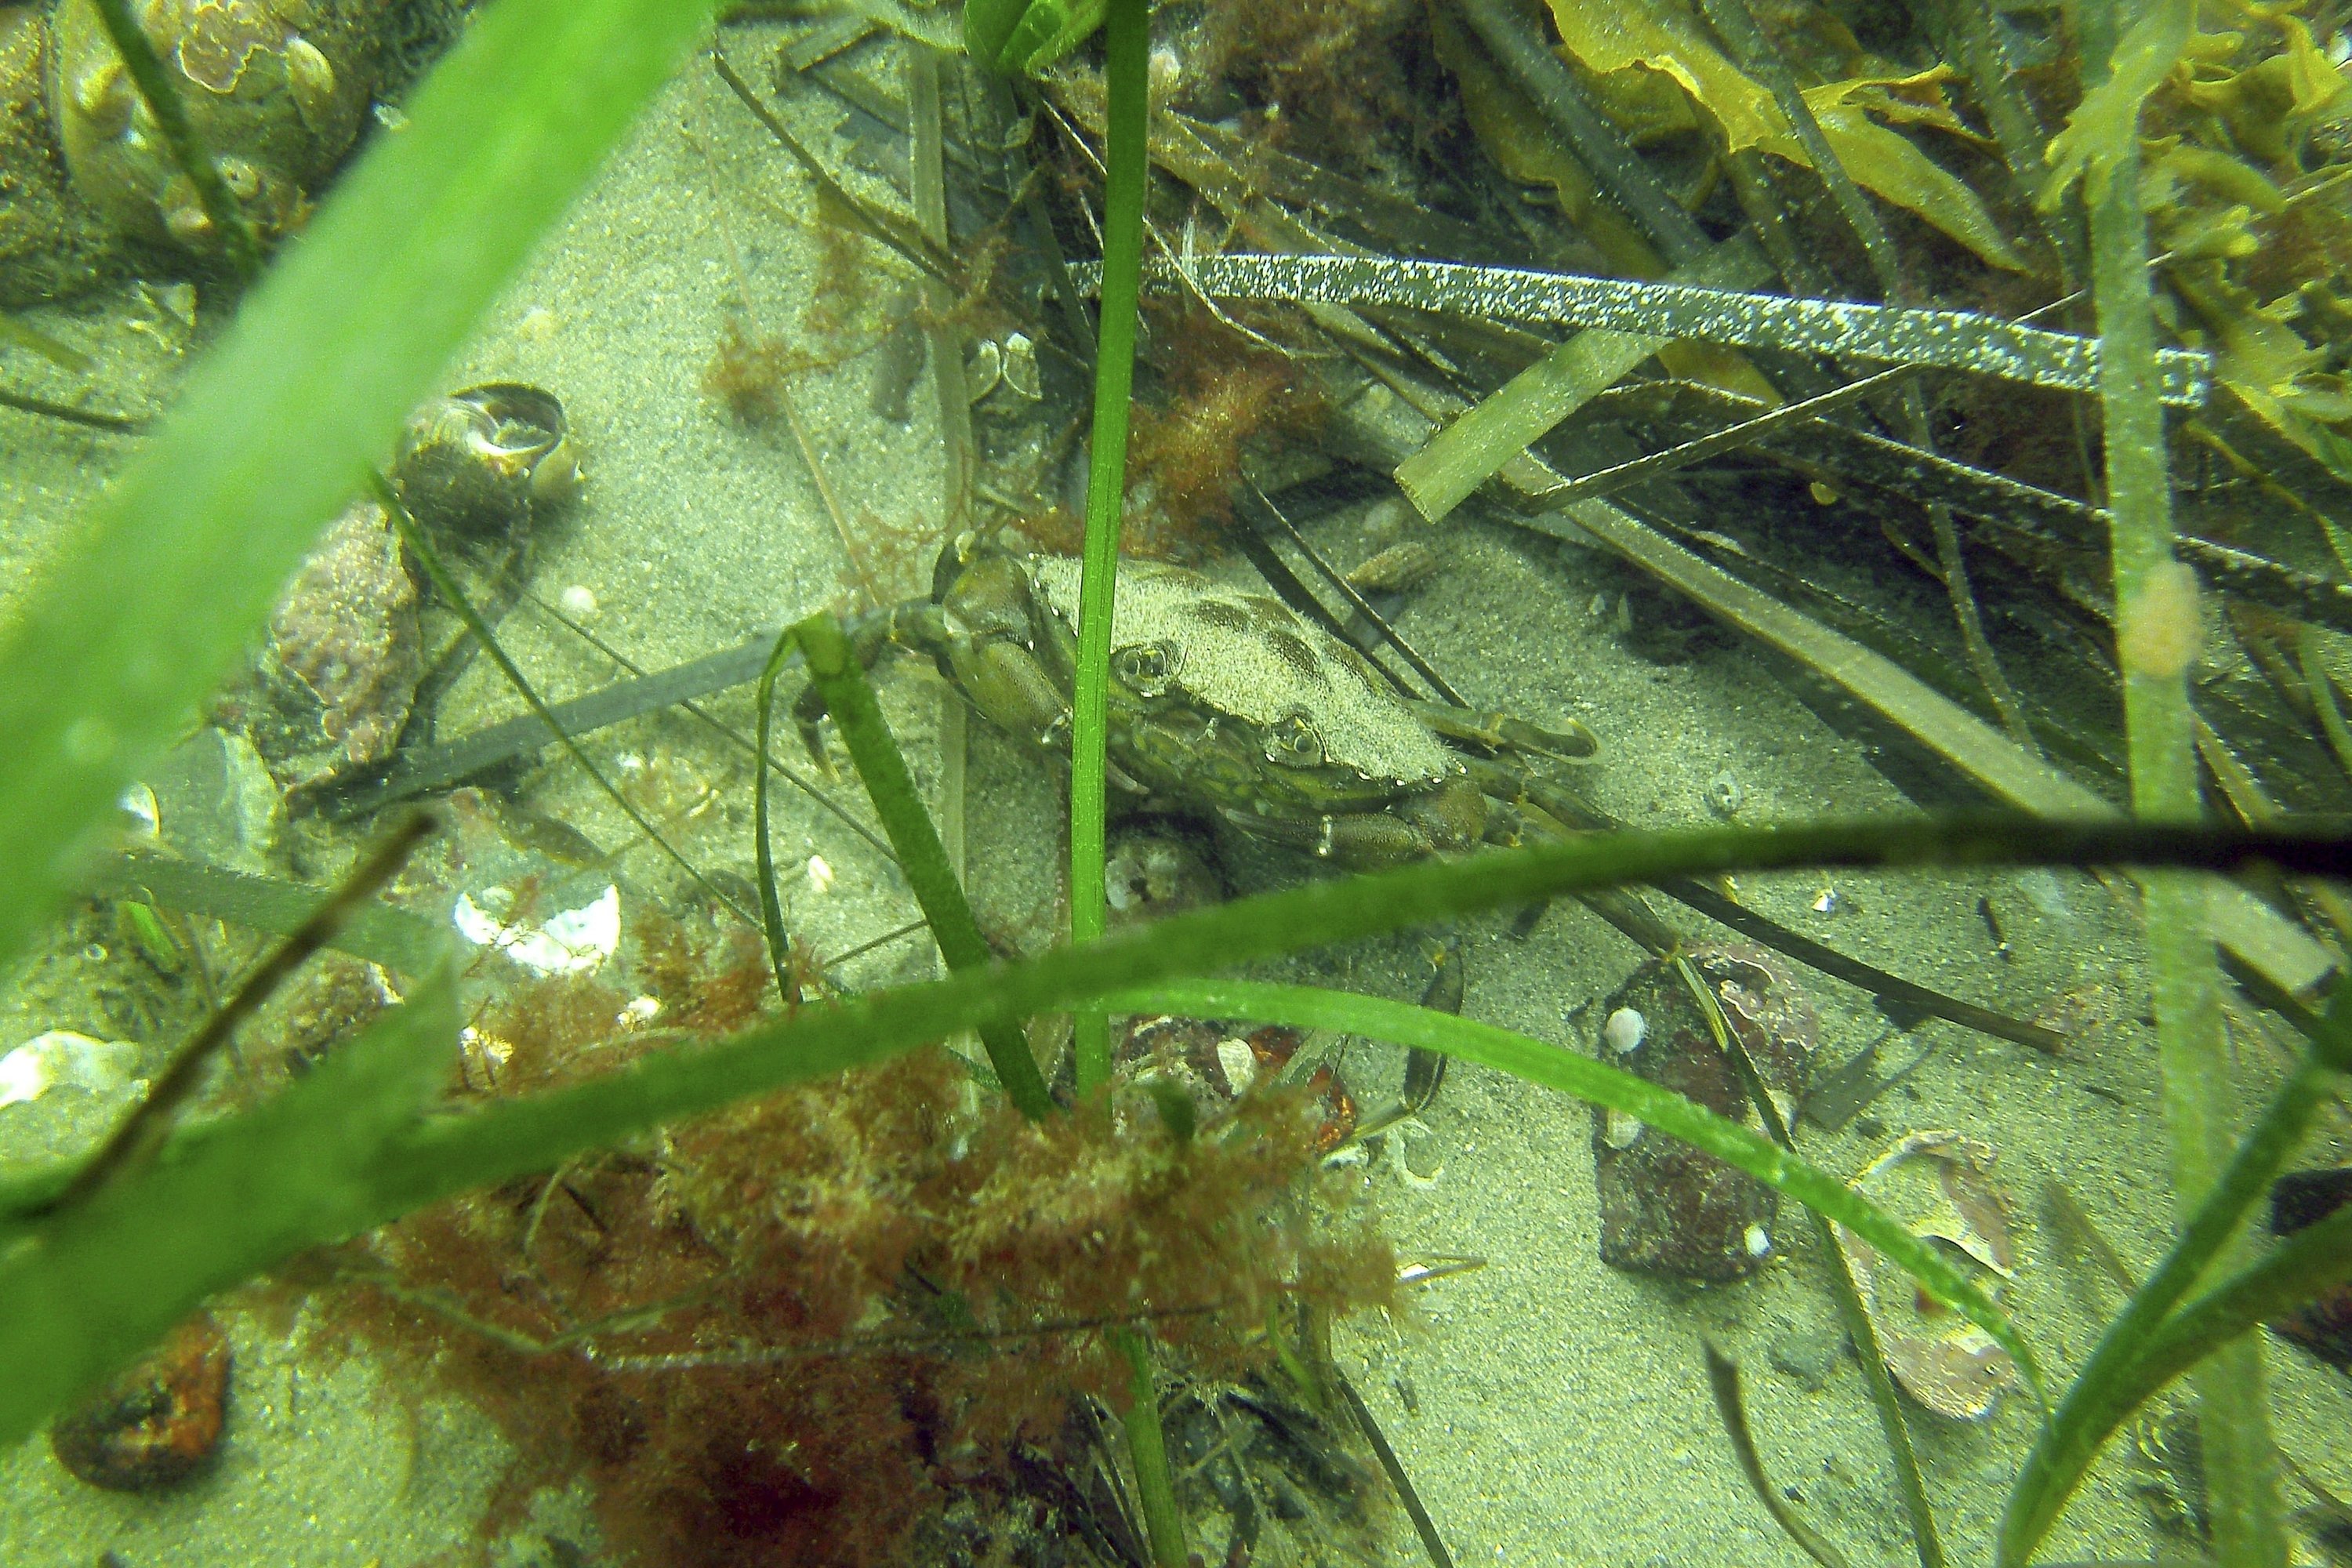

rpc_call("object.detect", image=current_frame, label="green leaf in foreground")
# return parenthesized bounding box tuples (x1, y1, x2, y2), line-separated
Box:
(0, 0, 716, 972)
(0, 966, 456, 1447)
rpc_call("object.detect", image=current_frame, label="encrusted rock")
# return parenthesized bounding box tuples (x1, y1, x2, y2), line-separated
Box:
(1591, 943, 1816, 1283)
(49, 1311, 230, 1490)
(237, 498, 421, 792)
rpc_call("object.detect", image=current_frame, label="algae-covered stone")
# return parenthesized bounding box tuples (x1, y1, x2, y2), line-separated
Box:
(1590, 943, 1815, 1283)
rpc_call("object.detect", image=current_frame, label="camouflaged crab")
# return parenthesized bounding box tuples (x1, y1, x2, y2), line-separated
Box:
(801, 535, 1599, 869)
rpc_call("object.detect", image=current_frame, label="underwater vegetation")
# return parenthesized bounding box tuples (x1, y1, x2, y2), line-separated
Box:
(4, 0, 2352, 1564)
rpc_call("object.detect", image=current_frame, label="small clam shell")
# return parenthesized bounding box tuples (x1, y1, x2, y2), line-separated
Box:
(1000, 332, 1042, 400)
(392, 383, 574, 535)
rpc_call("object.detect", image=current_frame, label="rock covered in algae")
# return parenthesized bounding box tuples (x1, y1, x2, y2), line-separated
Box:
(1590, 943, 1815, 1283)
(1833, 1131, 2020, 1419)
(49, 1311, 231, 1490)
(237, 496, 421, 792)
(48, 0, 379, 255)
(0, 7, 116, 307)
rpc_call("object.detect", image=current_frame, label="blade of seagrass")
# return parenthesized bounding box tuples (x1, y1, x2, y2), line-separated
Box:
(3, 818, 2345, 1451)
(1067, 254, 2211, 404)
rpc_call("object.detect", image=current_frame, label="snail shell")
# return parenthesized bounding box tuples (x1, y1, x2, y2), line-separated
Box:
(390, 382, 577, 535)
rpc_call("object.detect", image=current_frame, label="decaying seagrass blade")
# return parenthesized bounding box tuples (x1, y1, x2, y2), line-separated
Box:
(1069, 254, 2212, 404)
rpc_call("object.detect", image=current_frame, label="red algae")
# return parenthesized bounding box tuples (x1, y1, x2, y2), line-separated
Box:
(303, 953, 1395, 1567)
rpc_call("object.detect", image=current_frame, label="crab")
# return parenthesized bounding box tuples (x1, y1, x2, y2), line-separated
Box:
(800, 534, 1600, 869)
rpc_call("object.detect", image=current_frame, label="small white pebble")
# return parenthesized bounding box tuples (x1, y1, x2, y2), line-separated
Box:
(557, 583, 598, 619)
(806, 854, 835, 895)
(515, 306, 557, 342)
(1604, 1108, 1644, 1149)
(1214, 1036, 1258, 1095)
(618, 995, 662, 1027)
(1602, 1006, 1646, 1054)
(1744, 1223, 1773, 1258)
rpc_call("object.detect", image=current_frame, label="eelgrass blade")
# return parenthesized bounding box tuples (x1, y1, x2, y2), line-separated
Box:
(0, 313, 96, 374)
(1680, 959, 1947, 1568)
(2074, 0, 2284, 1555)
(753, 626, 800, 1008)
(0, 960, 456, 1450)
(0, 816, 2340, 1448)
(83, 850, 447, 976)
(1703, 1341, 1855, 1568)
(1112, 1328, 1189, 1568)
(85, 0, 263, 281)
(0, 0, 717, 972)
(385, 484, 756, 930)
(1333, 1365, 1456, 1568)
(1995, 985, 2352, 1568)
(1067, 0, 1151, 1094)
(1066, 253, 2212, 404)
(41, 811, 437, 1216)
(1116, 978, 2043, 1398)
(2001, 1200, 2352, 1568)
(793, 612, 1052, 1121)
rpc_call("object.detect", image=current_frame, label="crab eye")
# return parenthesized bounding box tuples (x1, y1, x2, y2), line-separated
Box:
(1263, 712, 1324, 768)
(1112, 639, 1181, 698)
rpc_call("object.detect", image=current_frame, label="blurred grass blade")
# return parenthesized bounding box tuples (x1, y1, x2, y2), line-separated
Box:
(0, 961, 456, 1449)
(793, 612, 1052, 1120)
(1995, 985, 2352, 1568)
(0, 0, 717, 971)
(1116, 978, 2042, 1396)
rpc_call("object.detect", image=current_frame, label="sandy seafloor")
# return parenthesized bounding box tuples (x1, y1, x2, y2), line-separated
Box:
(2, 23, 2350, 1568)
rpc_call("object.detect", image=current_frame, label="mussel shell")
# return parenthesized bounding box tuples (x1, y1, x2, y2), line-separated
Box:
(391, 382, 574, 535)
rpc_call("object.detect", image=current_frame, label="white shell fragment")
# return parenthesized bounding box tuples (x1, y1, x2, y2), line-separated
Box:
(1603, 1108, 1644, 1149)
(0, 1031, 141, 1107)
(1835, 1130, 2020, 1419)
(1602, 1007, 1646, 1054)
(1214, 1036, 1258, 1096)
(453, 884, 621, 976)
(806, 855, 836, 895)
(1743, 1223, 1772, 1258)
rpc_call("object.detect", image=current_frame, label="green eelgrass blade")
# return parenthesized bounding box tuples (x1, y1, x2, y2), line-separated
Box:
(0, 962, 456, 1449)
(1113, 978, 2042, 1400)
(793, 612, 1052, 1120)
(0, 0, 716, 974)
(1066, 0, 1151, 1094)
(0, 817, 2336, 1448)
(1995, 984, 2352, 1568)
(2078, 0, 2282, 1552)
